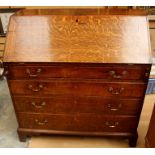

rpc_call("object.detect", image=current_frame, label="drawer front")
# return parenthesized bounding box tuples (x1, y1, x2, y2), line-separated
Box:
(14, 96, 142, 115)
(7, 65, 150, 81)
(18, 113, 138, 133)
(9, 80, 146, 97)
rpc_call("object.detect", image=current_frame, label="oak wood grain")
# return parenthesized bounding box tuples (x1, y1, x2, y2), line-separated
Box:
(3, 9, 152, 146)
(15, 8, 148, 16)
(4, 14, 151, 64)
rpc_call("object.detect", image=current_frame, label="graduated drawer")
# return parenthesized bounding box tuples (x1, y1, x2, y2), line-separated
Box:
(9, 80, 146, 97)
(18, 113, 138, 133)
(14, 96, 142, 115)
(6, 64, 150, 81)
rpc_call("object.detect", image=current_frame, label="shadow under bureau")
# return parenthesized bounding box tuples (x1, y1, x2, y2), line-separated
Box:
(3, 8, 152, 147)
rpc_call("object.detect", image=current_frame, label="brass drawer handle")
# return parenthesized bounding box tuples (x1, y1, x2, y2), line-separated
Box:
(109, 70, 128, 79)
(28, 84, 43, 92)
(35, 119, 48, 126)
(107, 103, 122, 111)
(108, 87, 124, 95)
(105, 121, 119, 128)
(31, 101, 46, 108)
(26, 68, 42, 77)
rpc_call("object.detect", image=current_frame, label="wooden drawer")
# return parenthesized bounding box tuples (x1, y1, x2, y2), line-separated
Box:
(18, 113, 138, 133)
(14, 96, 142, 115)
(9, 80, 146, 97)
(7, 64, 150, 81)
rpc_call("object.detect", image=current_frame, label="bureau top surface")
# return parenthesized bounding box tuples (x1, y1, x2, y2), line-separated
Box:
(3, 10, 152, 64)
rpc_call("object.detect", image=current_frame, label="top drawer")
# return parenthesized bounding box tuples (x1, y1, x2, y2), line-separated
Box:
(5, 64, 150, 81)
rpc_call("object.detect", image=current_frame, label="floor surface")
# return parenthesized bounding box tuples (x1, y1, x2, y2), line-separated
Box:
(0, 79, 28, 148)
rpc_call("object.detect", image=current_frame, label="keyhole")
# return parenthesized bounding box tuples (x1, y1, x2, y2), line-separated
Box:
(76, 19, 78, 23)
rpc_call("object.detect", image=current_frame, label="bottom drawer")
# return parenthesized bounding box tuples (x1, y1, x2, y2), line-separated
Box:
(18, 113, 138, 133)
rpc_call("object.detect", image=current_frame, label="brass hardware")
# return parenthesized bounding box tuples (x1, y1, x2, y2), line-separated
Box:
(4, 70, 8, 76)
(107, 103, 122, 111)
(145, 68, 150, 77)
(31, 101, 46, 108)
(146, 67, 150, 71)
(105, 121, 119, 128)
(109, 70, 128, 79)
(26, 68, 42, 77)
(108, 87, 124, 95)
(28, 84, 43, 92)
(0, 60, 4, 79)
(145, 72, 149, 77)
(35, 119, 48, 125)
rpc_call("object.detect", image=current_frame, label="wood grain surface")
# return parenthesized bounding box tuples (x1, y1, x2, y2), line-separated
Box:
(6, 64, 150, 81)
(15, 8, 148, 16)
(18, 113, 138, 133)
(4, 14, 151, 64)
(13, 96, 142, 115)
(3, 9, 152, 146)
(9, 80, 146, 97)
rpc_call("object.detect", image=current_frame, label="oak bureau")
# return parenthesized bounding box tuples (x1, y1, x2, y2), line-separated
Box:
(3, 8, 152, 147)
